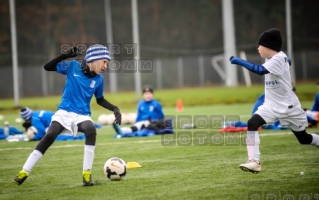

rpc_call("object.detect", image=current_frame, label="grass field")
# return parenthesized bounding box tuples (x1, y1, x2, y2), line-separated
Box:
(0, 83, 317, 111)
(0, 101, 319, 200)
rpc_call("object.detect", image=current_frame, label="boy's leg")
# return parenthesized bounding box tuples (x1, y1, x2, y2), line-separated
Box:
(113, 120, 150, 135)
(13, 121, 64, 185)
(291, 129, 319, 147)
(77, 120, 96, 186)
(240, 114, 266, 173)
(286, 107, 319, 147)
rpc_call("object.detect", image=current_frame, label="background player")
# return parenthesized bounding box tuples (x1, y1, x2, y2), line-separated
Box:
(113, 85, 165, 135)
(20, 107, 54, 140)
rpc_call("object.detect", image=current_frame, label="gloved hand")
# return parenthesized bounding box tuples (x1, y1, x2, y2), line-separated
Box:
(229, 56, 239, 64)
(59, 46, 81, 59)
(113, 106, 122, 125)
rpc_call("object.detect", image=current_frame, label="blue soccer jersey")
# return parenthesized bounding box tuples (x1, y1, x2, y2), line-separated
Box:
(31, 110, 54, 140)
(56, 60, 104, 115)
(311, 93, 319, 111)
(136, 99, 164, 122)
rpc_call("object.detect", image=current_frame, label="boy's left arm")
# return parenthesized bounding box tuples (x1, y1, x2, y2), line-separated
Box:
(95, 79, 121, 125)
(96, 97, 122, 125)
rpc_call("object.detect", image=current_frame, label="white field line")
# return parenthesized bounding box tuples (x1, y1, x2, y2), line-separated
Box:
(0, 132, 293, 151)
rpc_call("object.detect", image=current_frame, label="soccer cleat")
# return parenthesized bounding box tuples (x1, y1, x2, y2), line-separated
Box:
(82, 170, 93, 186)
(12, 170, 29, 186)
(239, 160, 261, 174)
(112, 123, 122, 135)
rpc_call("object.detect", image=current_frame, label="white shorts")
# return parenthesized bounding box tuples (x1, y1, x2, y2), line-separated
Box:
(255, 105, 308, 131)
(51, 110, 93, 136)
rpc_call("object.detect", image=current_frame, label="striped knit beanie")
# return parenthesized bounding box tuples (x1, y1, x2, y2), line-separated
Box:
(20, 107, 33, 120)
(84, 44, 110, 63)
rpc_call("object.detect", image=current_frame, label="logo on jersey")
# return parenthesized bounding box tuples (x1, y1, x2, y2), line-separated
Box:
(149, 106, 154, 112)
(90, 80, 96, 88)
(265, 80, 280, 89)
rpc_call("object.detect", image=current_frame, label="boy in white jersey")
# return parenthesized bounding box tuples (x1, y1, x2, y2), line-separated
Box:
(229, 28, 319, 173)
(13, 44, 122, 186)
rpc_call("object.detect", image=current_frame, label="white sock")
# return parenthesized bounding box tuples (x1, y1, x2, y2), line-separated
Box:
(83, 145, 95, 172)
(121, 127, 133, 134)
(246, 131, 260, 162)
(22, 150, 43, 174)
(310, 134, 319, 147)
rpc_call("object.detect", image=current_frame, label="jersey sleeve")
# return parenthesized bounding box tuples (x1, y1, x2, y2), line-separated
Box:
(155, 102, 164, 120)
(56, 60, 74, 75)
(263, 56, 288, 75)
(94, 77, 104, 99)
(135, 101, 143, 122)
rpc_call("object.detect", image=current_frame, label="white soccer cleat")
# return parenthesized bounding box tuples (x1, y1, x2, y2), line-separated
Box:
(239, 160, 261, 174)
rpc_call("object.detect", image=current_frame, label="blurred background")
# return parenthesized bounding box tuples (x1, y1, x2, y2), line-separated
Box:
(0, 0, 318, 100)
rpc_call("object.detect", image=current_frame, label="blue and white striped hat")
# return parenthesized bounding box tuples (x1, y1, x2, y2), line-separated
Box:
(84, 44, 110, 63)
(20, 107, 33, 120)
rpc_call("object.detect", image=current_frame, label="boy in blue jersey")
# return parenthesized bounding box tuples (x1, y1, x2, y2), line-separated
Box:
(13, 44, 121, 186)
(20, 107, 54, 140)
(113, 85, 165, 135)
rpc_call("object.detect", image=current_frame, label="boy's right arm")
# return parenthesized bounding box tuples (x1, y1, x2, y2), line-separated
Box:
(229, 56, 269, 76)
(44, 47, 80, 71)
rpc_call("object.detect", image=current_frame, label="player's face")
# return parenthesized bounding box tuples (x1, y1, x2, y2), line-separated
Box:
(257, 45, 269, 59)
(143, 92, 153, 102)
(90, 59, 109, 74)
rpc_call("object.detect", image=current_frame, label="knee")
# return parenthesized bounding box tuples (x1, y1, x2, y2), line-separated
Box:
(84, 124, 96, 145)
(247, 118, 260, 131)
(293, 130, 312, 145)
(85, 132, 96, 145)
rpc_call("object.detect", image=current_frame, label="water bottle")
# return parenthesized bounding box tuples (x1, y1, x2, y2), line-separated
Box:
(4, 121, 9, 135)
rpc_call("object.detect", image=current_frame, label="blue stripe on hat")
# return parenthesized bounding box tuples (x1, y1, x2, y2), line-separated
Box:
(20, 107, 33, 120)
(84, 44, 110, 63)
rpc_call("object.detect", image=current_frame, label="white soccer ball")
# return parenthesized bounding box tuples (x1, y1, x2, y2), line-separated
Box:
(104, 157, 127, 181)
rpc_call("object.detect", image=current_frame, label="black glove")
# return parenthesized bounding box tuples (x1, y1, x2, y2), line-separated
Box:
(59, 46, 81, 60)
(22, 120, 32, 131)
(113, 106, 122, 125)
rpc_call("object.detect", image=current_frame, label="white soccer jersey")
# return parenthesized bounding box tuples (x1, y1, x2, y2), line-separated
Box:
(262, 51, 300, 113)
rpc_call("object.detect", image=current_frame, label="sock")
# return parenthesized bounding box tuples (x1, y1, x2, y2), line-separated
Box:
(83, 145, 95, 172)
(121, 127, 133, 134)
(246, 131, 260, 162)
(22, 150, 43, 173)
(310, 134, 319, 147)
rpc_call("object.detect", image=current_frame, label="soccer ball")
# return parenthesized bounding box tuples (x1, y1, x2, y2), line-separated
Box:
(103, 157, 127, 181)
